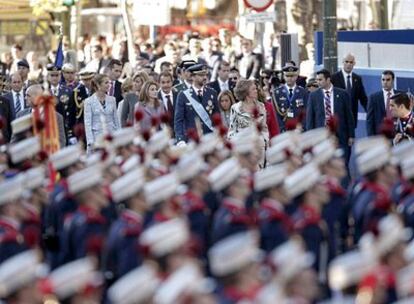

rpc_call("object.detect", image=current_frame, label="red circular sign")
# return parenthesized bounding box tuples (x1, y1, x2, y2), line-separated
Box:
(243, 0, 273, 12)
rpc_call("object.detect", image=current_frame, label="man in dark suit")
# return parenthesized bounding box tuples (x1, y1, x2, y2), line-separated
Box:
(174, 64, 220, 144)
(331, 53, 368, 127)
(235, 38, 263, 80)
(106, 59, 123, 106)
(207, 61, 235, 95)
(366, 70, 400, 136)
(3, 73, 25, 121)
(158, 71, 178, 132)
(306, 69, 355, 162)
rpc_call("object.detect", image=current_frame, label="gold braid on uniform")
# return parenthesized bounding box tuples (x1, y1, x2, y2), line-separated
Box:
(271, 89, 288, 121)
(73, 88, 84, 119)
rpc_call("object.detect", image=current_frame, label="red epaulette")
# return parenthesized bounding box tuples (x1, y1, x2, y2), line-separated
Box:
(0, 230, 22, 244)
(324, 178, 346, 196)
(293, 204, 321, 231)
(183, 192, 206, 213)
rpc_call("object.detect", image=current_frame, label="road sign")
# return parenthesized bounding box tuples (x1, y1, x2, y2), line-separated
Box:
(244, 11, 276, 23)
(133, 0, 171, 26)
(243, 0, 273, 12)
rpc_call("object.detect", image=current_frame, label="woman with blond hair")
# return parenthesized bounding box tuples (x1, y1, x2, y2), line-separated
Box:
(84, 74, 120, 152)
(228, 79, 269, 167)
(134, 80, 164, 130)
(120, 71, 150, 126)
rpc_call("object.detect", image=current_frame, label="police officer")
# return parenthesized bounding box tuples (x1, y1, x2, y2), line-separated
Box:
(174, 64, 220, 144)
(273, 65, 307, 132)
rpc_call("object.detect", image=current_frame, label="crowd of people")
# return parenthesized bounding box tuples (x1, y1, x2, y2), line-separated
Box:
(0, 30, 414, 304)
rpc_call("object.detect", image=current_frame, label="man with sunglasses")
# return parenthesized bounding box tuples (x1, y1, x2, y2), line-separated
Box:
(331, 53, 368, 128)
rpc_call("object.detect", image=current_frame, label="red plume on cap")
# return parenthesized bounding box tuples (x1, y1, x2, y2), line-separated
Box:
(256, 122, 263, 133)
(135, 146, 146, 164)
(142, 129, 151, 142)
(151, 115, 160, 128)
(284, 148, 293, 158)
(379, 117, 395, 139)
(285, 118, 298, 131)
(74, 123, 85, 140)
(252, 106, 260, 119)
(134, 107, 144, 122)
(327, 115, 339, 133)
(104, 134, 113, 142)
(21, 160, 33, 171)
(219, 125, 228, 138)
(212, 112, 222, 127)
(224, 140, 233, 151)
(186, 128, 199, 143)
(100, 149, 109, 161)
(0, 115, 4, 129)
(125, 120, 133, 127)
(160, 112, 171, 124)
(86, 235, 104, 255)
(38, 278, 54, 295)
(38, 150, 49, 161)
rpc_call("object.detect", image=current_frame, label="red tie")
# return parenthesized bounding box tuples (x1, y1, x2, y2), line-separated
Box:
(324, 90, 331, 124)
(165, 94, 173, 114)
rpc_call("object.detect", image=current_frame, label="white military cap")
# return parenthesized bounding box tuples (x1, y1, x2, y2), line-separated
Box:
(121, 154, 141, 173)
(254, 164, 287, 192)
(139, 218, 190, 257)
(108, 264, 160, 304)
(11, 114, 32, 135)
(67, 165, 102, 195)
(284, 162, 321, 199)
(147, 129, 170, 153)
(144, 173, 179, 205)
(175, 151, 206, 183)
(266, 136, 297, 165)
(208, 157, 242, 192)
(23, 166, 46, 190)
(299, 128, 329, 151)
(230, 126, 260, 154)
(355, 136, 388, 156)
(357, 143, 390, 176)
(359, 214, 411, 259)
(110, 168, 145, 203)
(8, 136, 41, 164)
(254, 282, 285, 304)
(45, 257, 101, 300)
(270, 130, 298, 147)
(402, 156, 414, 180)
(111, 127, 136, 148)
(49, 144, 82, 170)
(396, 263, 414, 298)
(0, 250, 44, 298)
(154, 262, 204, 304)
(392, 140, 414, 164)
(329, 250, 376, 291)
(0, 174, 24, 205)
(197, 132, 220, 155)
(61, 63, 75, 72)
(311, 138, 337, 165)
(208, 231, 261, 277)
(270, 239, 314, 283)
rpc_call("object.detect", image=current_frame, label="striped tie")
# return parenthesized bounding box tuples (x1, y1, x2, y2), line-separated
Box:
(15, 92, 21, 114)
(324, 90, 331, 124)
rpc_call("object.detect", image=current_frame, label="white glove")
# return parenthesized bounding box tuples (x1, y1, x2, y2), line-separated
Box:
(176, 141, 187, 147)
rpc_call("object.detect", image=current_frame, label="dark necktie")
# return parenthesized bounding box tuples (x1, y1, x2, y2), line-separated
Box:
(346, 75, 352, 96)
(109, 81, 115, 96)
(386, 91, 392, 117)
(15, 92, 21, 113)
(288, 88, 293, 99)
(197, 89, 203, 102)
(165, 94, 173, 113)
(324, 90, 331, 124)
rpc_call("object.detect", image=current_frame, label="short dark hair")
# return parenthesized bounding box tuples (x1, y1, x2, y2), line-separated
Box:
(12, 44, 22, 51)
(108, 59, 123, 69)
(316, 69, 331, 80)
(382, 70, 395, 80)
(390, 93, 411, 110)
(160, 61, 173, 69)
(92, 45, 103, 52)
(218, 61, 230, 71)
(158, 71, 174, 82)
(230, 67, 239, 73)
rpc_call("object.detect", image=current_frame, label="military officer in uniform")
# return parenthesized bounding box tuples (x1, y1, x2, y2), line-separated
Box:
(70, 68, 95, 127)
(173, 60, 197, 93)
(174, 64, 220, 144)
(46, 64, 62, 97)
(273, 65, 307, 132)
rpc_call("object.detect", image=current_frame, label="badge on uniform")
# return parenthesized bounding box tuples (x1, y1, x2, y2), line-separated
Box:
(60, 95, 69, 104)
(287, 109, 294, 118)
(206, 100, 214, 115)
(296, 99, 304, 107)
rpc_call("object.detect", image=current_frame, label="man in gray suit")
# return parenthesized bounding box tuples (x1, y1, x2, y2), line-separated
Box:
(15, 84, 66, 148)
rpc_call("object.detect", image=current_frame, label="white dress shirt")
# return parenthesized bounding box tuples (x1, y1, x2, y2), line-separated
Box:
(218, 78, 229, 92)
